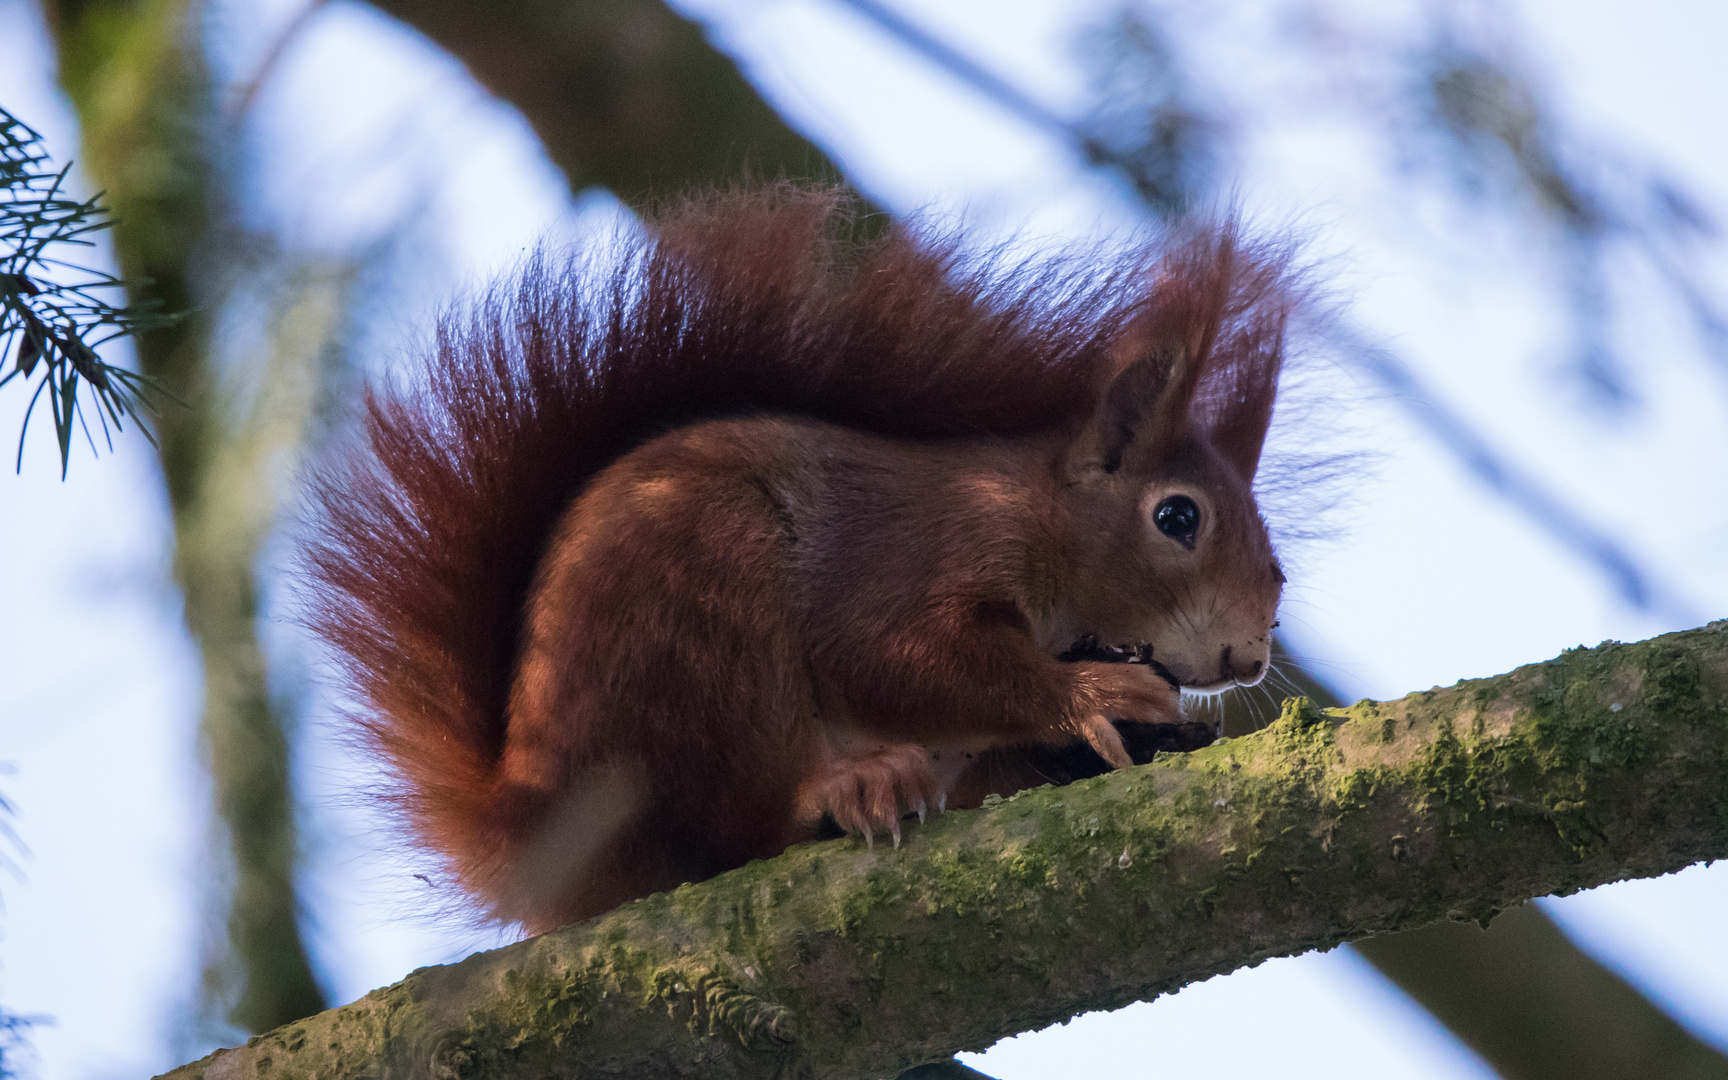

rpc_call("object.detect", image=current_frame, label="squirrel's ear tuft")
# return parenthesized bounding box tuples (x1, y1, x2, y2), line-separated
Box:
(1083, 220, 1293, 481)
(1195, 336, 1281, 480)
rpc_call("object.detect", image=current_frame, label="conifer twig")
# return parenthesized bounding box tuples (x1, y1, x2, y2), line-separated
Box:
(0, 105, 176, 476)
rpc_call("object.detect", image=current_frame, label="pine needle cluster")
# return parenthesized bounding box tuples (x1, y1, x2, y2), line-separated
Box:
(1, 105, 175, 476)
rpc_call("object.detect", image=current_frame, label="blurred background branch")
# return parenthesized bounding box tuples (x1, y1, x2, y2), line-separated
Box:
(1356, 905, 1728, 1080)
(368, 0, 850, 202)
(0, 772, 42, 1080)
(1383, 1, 1728, 409)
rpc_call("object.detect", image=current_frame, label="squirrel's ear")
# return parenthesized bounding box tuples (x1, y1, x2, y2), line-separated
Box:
(1079, 330, 1206, 474)
(1078, 221, 1288, 481)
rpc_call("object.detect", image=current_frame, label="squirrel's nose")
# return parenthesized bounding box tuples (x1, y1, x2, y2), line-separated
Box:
(1218, 644, 1268, 687)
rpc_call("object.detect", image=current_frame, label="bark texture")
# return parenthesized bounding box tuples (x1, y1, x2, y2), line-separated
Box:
(1317, 649, 1728, 1078)
(161, 622, 1728, 1079)
(1248, 638, 1728, 1076)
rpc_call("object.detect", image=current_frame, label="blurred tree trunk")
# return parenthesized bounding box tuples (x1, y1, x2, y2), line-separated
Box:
(42, 0, 326, 1035)
(365, 0, 851, 204)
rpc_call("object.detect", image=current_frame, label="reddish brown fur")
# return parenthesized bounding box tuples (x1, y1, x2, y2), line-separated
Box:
(303, 185, 1303, 932)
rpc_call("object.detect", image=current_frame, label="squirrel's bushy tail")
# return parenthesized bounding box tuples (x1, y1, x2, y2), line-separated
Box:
(300, 184, 1302, 897)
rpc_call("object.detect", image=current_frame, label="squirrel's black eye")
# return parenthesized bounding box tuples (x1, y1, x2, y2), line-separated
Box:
(1153, 495, 1200, 549)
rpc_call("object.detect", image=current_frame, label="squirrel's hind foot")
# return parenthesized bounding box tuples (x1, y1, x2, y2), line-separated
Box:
(798, 744, 940, 848)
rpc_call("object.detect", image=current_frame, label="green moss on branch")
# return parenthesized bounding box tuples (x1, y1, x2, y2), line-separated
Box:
(160, 621, 1728, 1080)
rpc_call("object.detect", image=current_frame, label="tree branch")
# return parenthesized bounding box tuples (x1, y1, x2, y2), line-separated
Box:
(160, 621, 1728, 1079)
(1280, 639, 1728, 1079)
(1356, 904, 1728, 1079)
(364, 0, 850, 204)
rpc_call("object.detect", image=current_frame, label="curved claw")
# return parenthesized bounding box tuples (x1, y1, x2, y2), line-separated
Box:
(798, 744, 940, 849)
(1082, 715, 1134, 770)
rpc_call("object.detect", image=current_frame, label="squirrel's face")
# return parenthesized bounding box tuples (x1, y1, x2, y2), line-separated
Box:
(1057, 438, 1283, 693)
(1052, 305, 1287, 694)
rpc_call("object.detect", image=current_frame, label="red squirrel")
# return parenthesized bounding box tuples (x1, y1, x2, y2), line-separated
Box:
(305, 186, 1298, 933)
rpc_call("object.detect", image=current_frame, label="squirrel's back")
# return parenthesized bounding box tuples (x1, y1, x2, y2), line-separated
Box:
(303, 184, 1301, 928)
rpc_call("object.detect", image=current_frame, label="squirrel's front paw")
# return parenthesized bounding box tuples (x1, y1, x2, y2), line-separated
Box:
(797, 745, 939, 848)
(1072, 663, 1182, 769)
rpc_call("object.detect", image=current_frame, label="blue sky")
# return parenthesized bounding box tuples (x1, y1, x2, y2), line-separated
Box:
(2, 0, 1727, 1077)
